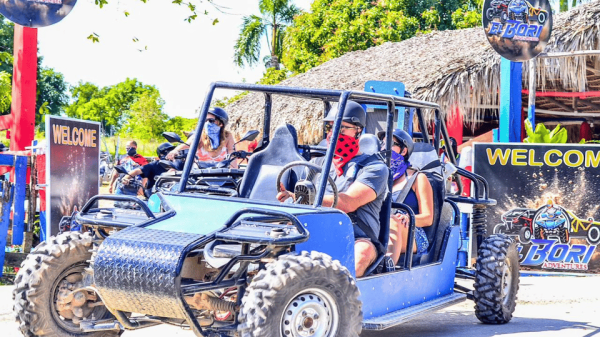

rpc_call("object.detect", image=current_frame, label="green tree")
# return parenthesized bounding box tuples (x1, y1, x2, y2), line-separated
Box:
(233, 0, 301, 69)
(65, 78, 159, 132)
(121, 91, 169, 139)
(282, 0, 480, 74)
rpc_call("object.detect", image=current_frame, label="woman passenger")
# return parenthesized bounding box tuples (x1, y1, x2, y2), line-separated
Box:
(386, 129, 434, 265)
(166, 107, 237, 168)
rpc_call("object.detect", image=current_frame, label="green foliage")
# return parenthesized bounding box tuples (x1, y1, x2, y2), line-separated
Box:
(120, 91, 169, 140)
(523, 120, 568, 144)
(0, 71, 11, 113)
(165, 116, 198, 134)
(257, 67, 290, 85)
(234, 0, 301, 69)
(213, 91, 249, 108)
(65, 78, 159, 132)
(282, 0, 480, 74)
(451, 5, 482, 29)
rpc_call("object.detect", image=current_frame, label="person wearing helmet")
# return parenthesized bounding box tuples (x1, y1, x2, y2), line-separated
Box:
(166, 107, 238, 168)
(122, 142, 176, 194)
(385, 129, 434, 265)
(277, 100, 389, 278)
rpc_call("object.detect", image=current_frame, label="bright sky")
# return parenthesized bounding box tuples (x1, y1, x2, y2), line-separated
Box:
(37, 0, 313, 119)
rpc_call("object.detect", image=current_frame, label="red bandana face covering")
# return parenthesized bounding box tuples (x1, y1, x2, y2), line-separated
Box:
(333, 134, 360, 176)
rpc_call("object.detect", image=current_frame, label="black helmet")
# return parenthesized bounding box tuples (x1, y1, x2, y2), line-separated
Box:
(392, 129, 414, 159)
(323, 100, 366, 128)
(157, 142, 176, 160)
(209, 107, 229, 126)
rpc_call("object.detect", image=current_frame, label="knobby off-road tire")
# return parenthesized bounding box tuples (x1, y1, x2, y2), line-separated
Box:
(238, 251, 362, 337)
(493, 224, 506, 235)
(558, 228, 570, 244)
(13, 232, 118, 337)
(534, 226, 545, 240)
(518, 226, 531, 244)
(474, 234, 520, 324)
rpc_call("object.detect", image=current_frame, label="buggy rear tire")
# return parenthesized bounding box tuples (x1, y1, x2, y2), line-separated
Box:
(12, 232, 118, 337)
(587, 226, 600, 245)
(518, 226, 532, 244)
(534, 226, 545, 240)
(537, 12, 547, 23)
(486, 8, 495, 20)
(474, 234, 519, 324)
(238, 251, 362, 337)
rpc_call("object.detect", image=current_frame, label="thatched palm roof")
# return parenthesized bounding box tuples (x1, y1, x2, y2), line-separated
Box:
(226, 1, 600, 144)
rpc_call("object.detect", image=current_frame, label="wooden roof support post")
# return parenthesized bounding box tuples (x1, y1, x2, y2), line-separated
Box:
(499, 58, 522, 142)
(528, 58, 537, 126)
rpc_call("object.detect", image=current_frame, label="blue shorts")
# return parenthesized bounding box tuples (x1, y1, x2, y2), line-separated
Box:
(414, 227, 429, 254)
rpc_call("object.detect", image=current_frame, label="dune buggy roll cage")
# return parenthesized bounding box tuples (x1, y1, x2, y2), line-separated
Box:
(179, 82, 491, 208)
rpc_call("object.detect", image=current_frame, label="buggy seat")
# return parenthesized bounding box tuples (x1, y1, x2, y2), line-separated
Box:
(397, 142, 453, 267)
(238, 124, 306, 201)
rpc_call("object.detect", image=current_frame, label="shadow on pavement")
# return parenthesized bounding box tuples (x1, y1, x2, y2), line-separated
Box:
(360, 310, 600, 337)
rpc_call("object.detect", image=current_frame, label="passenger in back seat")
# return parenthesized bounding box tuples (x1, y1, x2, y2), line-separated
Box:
(385, 130, 434, 265)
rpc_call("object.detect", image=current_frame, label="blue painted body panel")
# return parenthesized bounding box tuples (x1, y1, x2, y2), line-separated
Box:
(0, 155, 13, 166)
(363, 81, 410, 133)
(0, 183, 14, 277)
(148, 193, 357, 275)
(40, 210, 47, 242)
(12, 156, 27, 245)
(358, 226, 459, 319)
(499, 58, 523, 142)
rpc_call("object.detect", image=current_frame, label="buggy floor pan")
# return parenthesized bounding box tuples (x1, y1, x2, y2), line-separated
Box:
(94, 226, 204, 319)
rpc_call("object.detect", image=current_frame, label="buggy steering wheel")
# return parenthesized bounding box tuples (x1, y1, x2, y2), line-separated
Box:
(276, 161, 338, 208)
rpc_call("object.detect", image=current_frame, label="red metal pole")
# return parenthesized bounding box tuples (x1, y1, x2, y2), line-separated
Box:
(9, 25, 37, 152)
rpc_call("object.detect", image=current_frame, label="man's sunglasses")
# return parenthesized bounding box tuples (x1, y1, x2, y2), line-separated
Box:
(206, 118, 217, 124)
(324, 123, 358, 132)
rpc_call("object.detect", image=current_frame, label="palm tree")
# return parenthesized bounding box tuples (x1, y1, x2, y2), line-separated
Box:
(234, 0, 301, 70)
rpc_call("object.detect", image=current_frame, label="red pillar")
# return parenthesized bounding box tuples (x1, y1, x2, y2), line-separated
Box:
(446, 107, 463, 146)
(9, 25, 37, 151)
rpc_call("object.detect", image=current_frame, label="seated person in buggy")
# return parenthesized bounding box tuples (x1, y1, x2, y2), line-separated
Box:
(385, 129, 435, 266)
(276, 101, 389, 277)
(166, 107, 238, 168)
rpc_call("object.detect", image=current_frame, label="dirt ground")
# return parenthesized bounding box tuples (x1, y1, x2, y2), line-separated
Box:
(1, 275, 599, 337)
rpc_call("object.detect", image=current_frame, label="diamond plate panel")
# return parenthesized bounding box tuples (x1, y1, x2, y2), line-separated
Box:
(94, 227, 203, 319)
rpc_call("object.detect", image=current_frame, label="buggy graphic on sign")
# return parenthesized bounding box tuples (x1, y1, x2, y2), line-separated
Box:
(482, 0, 552, 61)
(473, 143, 600, 273)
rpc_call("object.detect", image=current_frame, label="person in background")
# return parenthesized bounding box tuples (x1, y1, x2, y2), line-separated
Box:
(166, 107, 237, 168)
(109, 140, 148, 195)
(121, 142, 175, 195)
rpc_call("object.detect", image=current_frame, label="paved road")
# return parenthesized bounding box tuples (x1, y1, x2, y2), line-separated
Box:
(2, 276, 599, 336)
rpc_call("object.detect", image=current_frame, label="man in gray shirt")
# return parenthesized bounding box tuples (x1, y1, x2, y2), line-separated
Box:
(277, 101, 389, 277)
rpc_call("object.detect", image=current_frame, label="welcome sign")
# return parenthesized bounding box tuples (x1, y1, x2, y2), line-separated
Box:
(473, 143, 600, 273)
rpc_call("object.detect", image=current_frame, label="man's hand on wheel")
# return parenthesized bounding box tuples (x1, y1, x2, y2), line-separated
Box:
(277, 182, 295, 202)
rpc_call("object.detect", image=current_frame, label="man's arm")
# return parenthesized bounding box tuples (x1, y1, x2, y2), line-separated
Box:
(322, 181, 377, 213)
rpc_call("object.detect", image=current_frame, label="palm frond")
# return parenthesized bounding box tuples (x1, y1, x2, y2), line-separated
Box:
(233, 15, 265, 68)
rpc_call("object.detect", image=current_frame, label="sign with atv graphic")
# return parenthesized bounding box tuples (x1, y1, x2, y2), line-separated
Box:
(473, 143, 600, 273)
(482, 0, 552, 61)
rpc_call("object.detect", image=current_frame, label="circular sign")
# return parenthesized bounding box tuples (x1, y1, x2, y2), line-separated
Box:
(0, 0, 77, 28)
(482, 0, 553, 62)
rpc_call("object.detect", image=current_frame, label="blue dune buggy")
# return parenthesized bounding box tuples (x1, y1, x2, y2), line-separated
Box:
(13, 83, 519, 337)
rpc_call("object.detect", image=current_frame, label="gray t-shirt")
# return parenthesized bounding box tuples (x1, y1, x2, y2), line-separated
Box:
(317, 154, 389, 237)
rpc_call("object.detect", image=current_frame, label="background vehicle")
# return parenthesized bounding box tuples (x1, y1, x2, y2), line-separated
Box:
(494, 208, 536, 243)
(487, 0, 510, 23)
(509, 0, 529, 22)
(13, 83, 517, 337)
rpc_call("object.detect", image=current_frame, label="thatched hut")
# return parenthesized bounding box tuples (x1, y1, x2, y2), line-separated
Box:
(225, 1, 600, 144)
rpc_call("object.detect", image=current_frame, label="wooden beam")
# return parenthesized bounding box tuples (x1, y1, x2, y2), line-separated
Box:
(577, 98, 600, 110)
(544, 97, 573, 112)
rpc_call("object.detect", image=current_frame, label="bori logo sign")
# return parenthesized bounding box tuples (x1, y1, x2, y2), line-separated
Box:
(482, 0, 553, 61)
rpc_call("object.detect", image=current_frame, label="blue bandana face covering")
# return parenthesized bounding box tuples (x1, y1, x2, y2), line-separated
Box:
(206, 123, 221, 150)
(390, 151, 409, 181)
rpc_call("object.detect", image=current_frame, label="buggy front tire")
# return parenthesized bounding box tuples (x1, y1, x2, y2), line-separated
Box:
(518, 226, 532, 244)
(493, 224, 506, 234)
(474, 234, 519, 324)
(587, 226, 600, 245)
(238, 251, 362, 337)
(12, 232, 118, 337)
